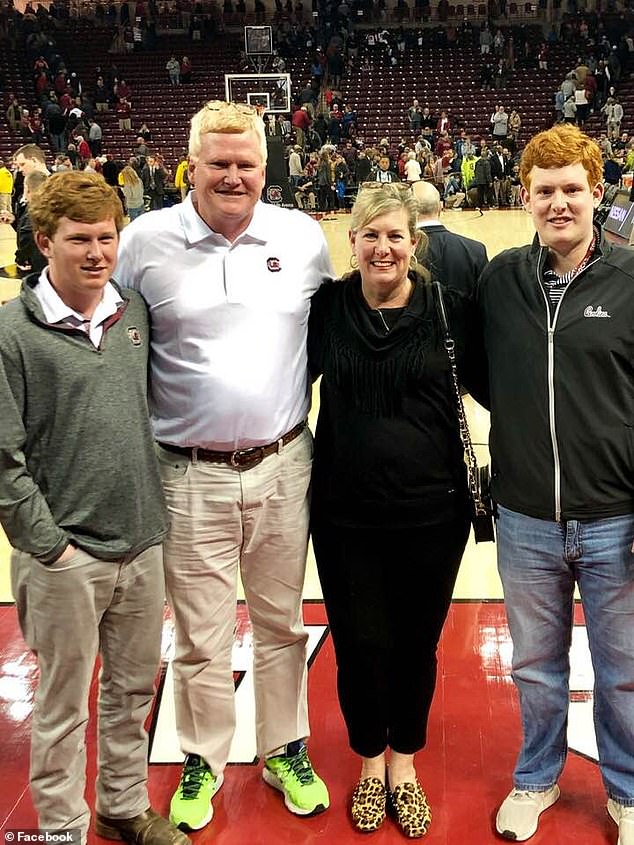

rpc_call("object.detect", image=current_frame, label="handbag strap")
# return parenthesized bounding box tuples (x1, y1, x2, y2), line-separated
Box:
(432, 280, 487, 514)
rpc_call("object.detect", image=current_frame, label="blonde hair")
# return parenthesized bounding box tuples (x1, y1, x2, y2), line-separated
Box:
(120, 165, 141, 186)
(351, 184, 419, 239)
(188, 101, 268, 163)
(520, 123, 603, 190)
(349, 183, 429, 276)
(29, 170, 124, 238)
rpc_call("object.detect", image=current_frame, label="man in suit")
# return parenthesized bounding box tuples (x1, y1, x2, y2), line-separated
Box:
(141, 154, 165, 210)
(412, 181, 488, 295)
(490, 144, 512, 207)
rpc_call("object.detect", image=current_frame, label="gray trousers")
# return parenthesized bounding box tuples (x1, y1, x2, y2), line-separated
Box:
(11, 545, 165, 840)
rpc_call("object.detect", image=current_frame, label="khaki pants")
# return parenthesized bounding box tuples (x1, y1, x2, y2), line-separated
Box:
(158, 428, 313, 775)
(0, 193, 11, 213)
(11, 545, 165, 841)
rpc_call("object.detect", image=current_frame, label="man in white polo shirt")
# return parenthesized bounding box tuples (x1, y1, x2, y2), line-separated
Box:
(115, 100, 333, 834)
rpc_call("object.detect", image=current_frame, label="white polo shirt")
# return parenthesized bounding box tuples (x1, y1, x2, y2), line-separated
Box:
(115, 194, 333, 450)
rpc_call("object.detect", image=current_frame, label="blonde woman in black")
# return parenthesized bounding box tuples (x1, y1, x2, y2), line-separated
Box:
(309, 183, 487, 838)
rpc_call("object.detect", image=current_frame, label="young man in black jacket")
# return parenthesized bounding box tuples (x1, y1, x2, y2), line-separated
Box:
(479, 123, 634, 844)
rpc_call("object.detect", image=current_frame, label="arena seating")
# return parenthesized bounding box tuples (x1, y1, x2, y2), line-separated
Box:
(1, 16, 631, 170)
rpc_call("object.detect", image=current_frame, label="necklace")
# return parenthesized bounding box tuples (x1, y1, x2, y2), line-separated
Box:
(376, 308, 391, 335)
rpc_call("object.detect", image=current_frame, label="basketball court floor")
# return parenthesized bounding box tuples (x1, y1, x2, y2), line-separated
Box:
(0, 209, 619, 844)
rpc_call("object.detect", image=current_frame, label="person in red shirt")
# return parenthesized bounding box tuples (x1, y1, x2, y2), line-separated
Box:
(117, 97, 132, 130)
(291, 105, 311, 149)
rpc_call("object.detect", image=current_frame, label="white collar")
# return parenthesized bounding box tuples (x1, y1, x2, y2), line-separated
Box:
(36, 267, 122, 323)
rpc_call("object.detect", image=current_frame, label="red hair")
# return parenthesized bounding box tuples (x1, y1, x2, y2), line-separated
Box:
(519, 124, 603, 190)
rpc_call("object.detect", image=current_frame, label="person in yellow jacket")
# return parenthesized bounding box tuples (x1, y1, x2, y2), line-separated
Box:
(174, 153, 189, 201)
(0, 158, 13, 214)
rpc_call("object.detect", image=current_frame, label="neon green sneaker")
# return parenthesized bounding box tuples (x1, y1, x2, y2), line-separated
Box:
(169, 754, 224, 831)
(262, 741, 330, 816)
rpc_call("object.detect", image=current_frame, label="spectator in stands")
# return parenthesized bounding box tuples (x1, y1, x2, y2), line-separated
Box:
(341, 104, 357, 140)
(292, 105, 311, 149)
(0, 170, 186, 845)
(355, 150, 372, 185)
(494, 58, 507, 90)
(0, 159, 13, 214)
(480, 23, 492, 54)
(443, 172, 465, 209)
(317, 148, 336, 210)
(120, 164, 145, 219)
(88, 118, 103, 156)
(15, 170, 49, 275)
(94, 78, 109, 112)
(334, 152, 349, 209)
(436, 110, 451, 136)
(76, 135, 91, 165)
(460, 152, 477, 196)
(180, 56, 192, 83)
(473, 149, 492, 209)
(603, 153, 622, 186)
(115, 98, 331, 834)
(404, 150, 421, 184)
(1, 144, 49, 230)
(412, 180, 487, 291)
(435, 131, 452, 158)
(480, 61, 494, 91)
(174, 153, 189, 202)
(116, 96, 132, 130)
(141, 154, 166, 210)
(509, 163, 521, 206)
(20, 110, 34, 141)
(137, 122, 152, 141)
(563, 94, 577, 123)
(373, 155, 399, 184)
(408, 98, 423, 132)
(494, 28, 505, 57)
(288, 145, 303, 188)
(490, 144, 511, 207)
(166, 55, 181, 85)
(574, 84, 589, 127)
(421, 107, 435, 145)
(491, 104, 508, 140)
(115, 78, 132, 102)
(294, 166, 316, 210)
(602, 96, 624, 136)
(508, 109, 521, 143)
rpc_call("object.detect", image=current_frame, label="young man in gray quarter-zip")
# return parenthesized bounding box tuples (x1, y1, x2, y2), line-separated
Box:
(0, 171, 188, 845)
(479, 124, 634, 845)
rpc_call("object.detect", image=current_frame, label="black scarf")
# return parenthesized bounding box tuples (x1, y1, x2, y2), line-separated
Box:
(322, 271, 436, 417)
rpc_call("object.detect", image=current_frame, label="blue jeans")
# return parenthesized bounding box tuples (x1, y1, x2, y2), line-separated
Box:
(497, 505, 634, 804)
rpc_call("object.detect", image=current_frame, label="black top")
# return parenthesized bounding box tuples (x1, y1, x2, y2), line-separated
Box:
(308, 272, 488, 528)
(478, 232, 634, 520)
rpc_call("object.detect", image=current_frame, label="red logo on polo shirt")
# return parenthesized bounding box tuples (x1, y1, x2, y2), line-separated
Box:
(266, 257, 281, 272)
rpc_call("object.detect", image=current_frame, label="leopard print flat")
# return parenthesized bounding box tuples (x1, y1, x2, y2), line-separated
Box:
(388, 780, 432, 838)
(350, 776, 387, 832)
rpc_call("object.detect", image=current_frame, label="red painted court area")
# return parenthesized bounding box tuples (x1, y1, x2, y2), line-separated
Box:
(0, 602, 617, 845)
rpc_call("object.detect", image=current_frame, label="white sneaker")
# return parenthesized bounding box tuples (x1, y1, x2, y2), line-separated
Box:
(495, 785, 560, 841)
(608, 799, 634, 845)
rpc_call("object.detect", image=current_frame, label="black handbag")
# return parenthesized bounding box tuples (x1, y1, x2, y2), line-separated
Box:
(432, 281, 495, 543)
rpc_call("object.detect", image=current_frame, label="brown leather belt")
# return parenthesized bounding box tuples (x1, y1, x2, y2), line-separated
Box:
(158, 421, 307, 470)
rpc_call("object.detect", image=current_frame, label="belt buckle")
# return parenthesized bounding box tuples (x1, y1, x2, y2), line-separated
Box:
(230, 446, 264, 469)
